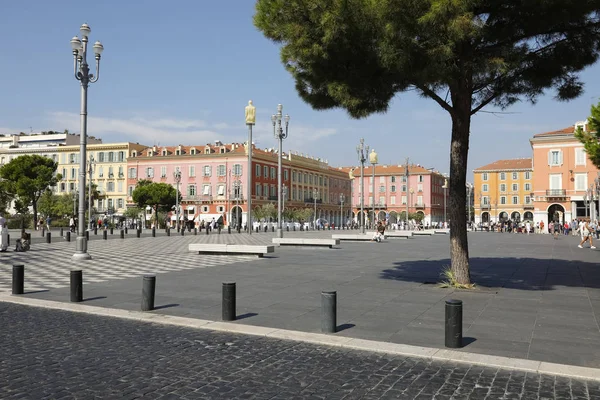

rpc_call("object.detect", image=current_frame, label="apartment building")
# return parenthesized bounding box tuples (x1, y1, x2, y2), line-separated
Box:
(339, 163, 448, 225)
(127, 142, 351, 227)
(530, 120, 599, 224)
(473, 159, 534, 224)
(0, 131, 102, 150)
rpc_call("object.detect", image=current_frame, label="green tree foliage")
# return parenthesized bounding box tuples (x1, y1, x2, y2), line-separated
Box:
(255, 0, 600, 284)
(37, 192, 77, 220)
(131, 180, 178, 224)
(575, 101, 600, 167)
(0, 155, 61, 228)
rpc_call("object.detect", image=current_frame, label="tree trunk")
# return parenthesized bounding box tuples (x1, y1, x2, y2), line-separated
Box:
(449, 91, 472, 285)
(32, 201, 38, 232)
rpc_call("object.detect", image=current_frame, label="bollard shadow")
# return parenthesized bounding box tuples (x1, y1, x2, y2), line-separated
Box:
(336, 323, 355, 332)
(24, 289, 50, 294)
(154, 303, 180, 310)
(462, 337, 477, 346)
(83, 296, 107, 302)
(236, 312, 258, 320)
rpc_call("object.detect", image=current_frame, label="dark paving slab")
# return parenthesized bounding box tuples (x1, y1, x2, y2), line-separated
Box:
(2, 303, 598, 400)
(9, 231, 600, 368)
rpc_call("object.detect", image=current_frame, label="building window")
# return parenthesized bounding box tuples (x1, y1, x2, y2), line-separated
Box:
(217, 185, 225, 196)
(548, 150, 562, 166)
(117, 181, 123, 192)
(391, 185, 396, 193)
(70, 182, 75, 191)
(419, 175, 423, 182)
(482, 184, 488, 192)
(188, 185, 196, 196)
(217, 165, 226, 176)
(575, 173, 587, 190)
(525, 171, 531, 180)
(264, 166, 269, 178)
(379, 176, 385, 183)
(108, 166, 114, 178)
(402, 185, 406, 192)
(60, 183, 65, 192)
(482, 173, 488, 181)
(107, 182, 115, 192)
(500, 196, 506, 205)
(255, 164, 261, 177)
(284, 169, 289, 181)
(160, 166, 167, 178)
(379, 185, 385, 193)
(500, 172, 506, 180)
(203, 165, 212, 177)
(118, 166, 124, 177)
(270, 167, 276, 179)
(128, 185, 134, 196)
(202, 185, 211, 196)
(525, 196, 531, 204)
(97, 152, 104, 162)
(190, 148, 196, 155)
(202, 206, 209, 213)
(512, 183, 518, 191)
(391, 176, 396, 183)
(500, 184, 506, 192)
(390, 196, 396, 205)
(575, 147, 586, 166)
(255, 183, 262, 196)
(117, 198, 124, 208)
(417, 184, 423, 192)
(189, 165, 195, 177)
(233, 164, 242, 176)
(512, 196, 518, 204)
(524, 183, 531, 191)
(304, 173, 308, 184)
(217, 205, 225, 212)
(263, 184, 269, 197)
(71, 168, 76, 179)
(482, 196, 489, 205)
(401, 195, 407, 205)
(146, 167, 154, 178)
(62, 168, 67, 180)
(512, 172, 518, 180)
(402, 176, 407, 183)
(108, 152, 114, 162)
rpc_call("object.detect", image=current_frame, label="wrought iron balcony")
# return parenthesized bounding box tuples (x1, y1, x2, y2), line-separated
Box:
(546, 189, 567, 197)
(304, 198, 323, 204)
(414, 203, 425, 209)
(524, 205, 535, 210)
(182, 195, 213, 201)
(480, 204, 491, 210)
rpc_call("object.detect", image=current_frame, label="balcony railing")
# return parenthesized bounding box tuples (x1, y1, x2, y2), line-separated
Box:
(304, 198, 323, 204)
(546, 189, 567, 197)
(524, 204, 535, 210)
(182, 195, 213, 201)
(480, 204, 491, 210)
(414, 203, 425, 209)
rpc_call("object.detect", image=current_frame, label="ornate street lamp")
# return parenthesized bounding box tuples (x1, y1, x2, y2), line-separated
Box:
(339, 193, 345, 229)
(88, 155, 95, 230)
(174, 170, 181, 230)
(442, 179, 448, 225)
(356, 139, 369, 233)
(272, 104, 290, 238)
(245, 100, 256, 234)
(313, 188, 319, 229)
(70, 23, 104, 261)
(369, 149, 378, 229)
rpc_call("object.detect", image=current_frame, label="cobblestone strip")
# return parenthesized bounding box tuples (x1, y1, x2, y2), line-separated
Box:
(1, 303, 599, 399)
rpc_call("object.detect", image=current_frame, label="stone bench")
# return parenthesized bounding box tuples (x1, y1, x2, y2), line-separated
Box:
(366, 231, 413, 238)
(331, 234, 374, 241)
(434, 229, 450, 234)
(412, 231, 435, 236)
(189, 244, 274, 257)
(272, 238, 340, 248)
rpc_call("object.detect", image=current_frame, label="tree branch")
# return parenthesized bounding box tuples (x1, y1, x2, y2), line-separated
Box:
(471, 92, 501, 115)
(414, 84, 453, 113)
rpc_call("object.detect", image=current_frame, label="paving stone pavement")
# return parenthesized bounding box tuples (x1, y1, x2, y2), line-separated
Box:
(1, 302, 598, 400)
(0, 237, 254, 292)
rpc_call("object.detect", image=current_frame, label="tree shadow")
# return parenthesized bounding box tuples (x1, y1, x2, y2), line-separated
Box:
(380, 257, 600, 291)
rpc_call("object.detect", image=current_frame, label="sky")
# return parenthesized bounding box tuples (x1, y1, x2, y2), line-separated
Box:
(1, 1, 599, 180)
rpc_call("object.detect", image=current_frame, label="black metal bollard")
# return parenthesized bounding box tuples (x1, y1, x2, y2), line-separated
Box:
(237, 227, 241, 234)
(286, 226, 289, 232)
(137, 229, 141, 238)
(194, 228, 197, 235)
(255, 226, 259, 233)
(60, 228, 64, 236)
(181, 228, 184, 236)
(103, 230, 107, 240)
(110, 228, 113, 235)
(321, 291, 337, 333)
(46, 232, 51, 244)
(167, 228, 171, 236)
(293, 226, 296, 231)
(222, 282, 236, 321)
(120, 230, 125, 239)
(125, 227, 128, 234)
(228, 226, 231, 234)
(94, 227, 98, 235)
(445, 299, 463, 348)
(66, 231, 71, 242)
(177, 227, 180, 233)
(41, 229, 45, 237)
(12, 265, 24, 295)
(328, 226, 331, 230)
(152, 227, 156, 237)
(85, 231, 89, 241)
(7, 234, 9, 245)
(206, 227, 210, 235)
(218, 226, 221, 235)
(141, 275, 156, 311)
(271, 226, 275, 232)
(70, 270, 83, 302)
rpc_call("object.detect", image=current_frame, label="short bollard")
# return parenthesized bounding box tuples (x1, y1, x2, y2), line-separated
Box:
(271, 226, 274, 232)
(255, 226, 259, 233)
(12, 265, 24, 295)
(181, 228, 184, 236)
(66, 231, 71, 242)
(46, 232, 51, 244)
(167, 228, 171, 236)
(70, 270, 83, 302)
(94, 227, 98, 235)
(286, 226, 289, 232)
(445, 299, 463, 348)
(60, 228, 64, 236)
(125, 227, 128, 234)
(264, 226, 268, 233)
(110, 228, 114, 235)
(141, 275, 156, 311)
(237, 227, 241, 234)
(222, 282, 236, 321)
(102, 230, 107, 240)
(218, 226, 221, 235)
(41, 229, 45, 237)
(152, 227, 156, 237)
(293, 226, 296, 231)
(137, 229, 141, 238)
(228, 226, 231, 234)
(321, 291, 337, 333)
(85, 231, 89, 241)
(206, 227, 209, 235)
(7, 234, 9, 245)
(194, 228, 197, 235)
(120, 230, 124, 239)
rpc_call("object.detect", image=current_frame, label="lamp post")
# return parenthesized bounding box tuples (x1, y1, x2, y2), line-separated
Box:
(282, 184, 288, 226)
(313, 188, 319, 229)
(409, 188, 414, 229)
(404, 158, 410, 229)
(70, 23, 104, 261)
(174, 170, 181, 230)
(88, 155, 95, 230)
(442, 179, 448, 226)
(356, 139, 369, 234)
(340, 193, 345, 228)
(245, 100, 256, 234)
(369, 149, 378, 229)
(272, 104, 290, 238)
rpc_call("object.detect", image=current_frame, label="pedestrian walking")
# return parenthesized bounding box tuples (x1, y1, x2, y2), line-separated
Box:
(578, 220, 596, 249)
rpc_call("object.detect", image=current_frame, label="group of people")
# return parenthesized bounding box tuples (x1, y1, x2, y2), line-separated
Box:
(550, 219, 597, 249)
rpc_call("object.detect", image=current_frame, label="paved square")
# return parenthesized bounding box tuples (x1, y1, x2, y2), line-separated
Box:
(6, 230, 600, 369)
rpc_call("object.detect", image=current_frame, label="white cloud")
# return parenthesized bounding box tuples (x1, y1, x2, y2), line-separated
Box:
(250, 121, 337, 153)
(47, 112, 222, 145)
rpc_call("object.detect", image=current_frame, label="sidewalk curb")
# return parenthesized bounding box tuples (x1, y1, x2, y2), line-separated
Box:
(2, 293, 599, 382)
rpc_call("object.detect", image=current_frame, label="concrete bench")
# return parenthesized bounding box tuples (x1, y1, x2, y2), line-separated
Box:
(366, 231, 413, 239)
(434, 229, 450, 234)
(272, 238, 340, 248)
(412, 231, 434, 236)
(189, 243, 274, 257)
(331, 234, 374, 241)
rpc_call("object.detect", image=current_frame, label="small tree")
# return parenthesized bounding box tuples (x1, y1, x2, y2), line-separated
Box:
(0, 155, 61, 228)
(132, 180, 177, 226)
(575, 101, 600, 167)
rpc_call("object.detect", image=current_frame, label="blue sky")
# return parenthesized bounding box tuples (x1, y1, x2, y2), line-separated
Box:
(1, 1, 599, 179)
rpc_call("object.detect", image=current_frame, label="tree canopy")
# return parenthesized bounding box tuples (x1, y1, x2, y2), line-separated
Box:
(0, 155, 61, 227)
(575, 101, 600, 167)
(255, 0, 600, 285)
(131, 180, 178, 222)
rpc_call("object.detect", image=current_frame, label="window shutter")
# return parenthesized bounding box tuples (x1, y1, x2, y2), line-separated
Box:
(547, 151, 552, 165)
(559, 150, 563, 165)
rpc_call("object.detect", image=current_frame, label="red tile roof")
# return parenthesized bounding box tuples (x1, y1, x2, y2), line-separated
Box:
(337, 164, 441, 176)
(533, 126, 575, 138)
(473, 158, 532, 172)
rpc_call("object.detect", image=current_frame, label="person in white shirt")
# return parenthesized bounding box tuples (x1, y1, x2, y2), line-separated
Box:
(578, 220, 596, 249)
